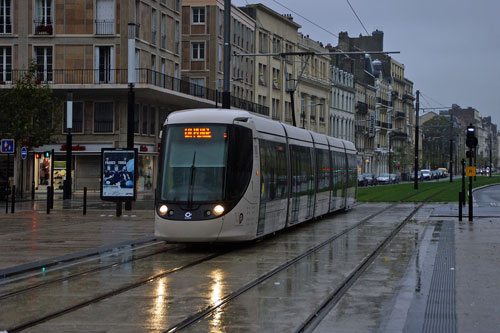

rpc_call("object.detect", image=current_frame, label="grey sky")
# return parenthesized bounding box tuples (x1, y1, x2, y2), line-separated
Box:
(233, 0, 500, 128)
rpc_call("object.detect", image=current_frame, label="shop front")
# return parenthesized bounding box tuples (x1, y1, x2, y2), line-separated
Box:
(32, 142, 157, 194)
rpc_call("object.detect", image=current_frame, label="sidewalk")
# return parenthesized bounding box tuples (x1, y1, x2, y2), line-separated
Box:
(0, 195, 155, 277)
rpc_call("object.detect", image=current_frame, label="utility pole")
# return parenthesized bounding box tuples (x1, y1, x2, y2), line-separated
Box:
(449, 111, 453, 182)
(490, 134, 493, 177)
(222, 0, 231, 109)
(414, 90, 420, 190)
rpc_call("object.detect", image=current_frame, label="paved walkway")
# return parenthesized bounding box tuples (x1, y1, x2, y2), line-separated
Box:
(0, 194, 155, 276)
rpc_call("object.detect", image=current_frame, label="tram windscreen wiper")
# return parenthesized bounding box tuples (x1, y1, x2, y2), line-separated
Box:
(187, 152, 196, 208)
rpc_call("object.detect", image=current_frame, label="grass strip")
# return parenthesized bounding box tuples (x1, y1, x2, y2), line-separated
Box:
(357, 175, 500, 203)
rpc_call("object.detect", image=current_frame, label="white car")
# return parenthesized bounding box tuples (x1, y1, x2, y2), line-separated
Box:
(420, 169, 431, 180)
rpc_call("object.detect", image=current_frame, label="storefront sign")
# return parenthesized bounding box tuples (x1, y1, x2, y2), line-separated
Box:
(61, 144, 86, 151)
(100, 148, 138, 201)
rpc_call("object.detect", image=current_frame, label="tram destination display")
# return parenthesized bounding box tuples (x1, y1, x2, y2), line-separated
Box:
(100, 148, 138, 201)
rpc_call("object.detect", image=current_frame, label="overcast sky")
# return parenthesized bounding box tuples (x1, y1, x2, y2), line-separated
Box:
(233, 0, 500, 128)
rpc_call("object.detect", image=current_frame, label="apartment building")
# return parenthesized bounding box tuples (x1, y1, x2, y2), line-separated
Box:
(295, 34, 329, 134)
(1, 0, 221, 194)
(181, 0, 265, 113)
(240, 4, 301, 123)
(329, 65, 355, 142)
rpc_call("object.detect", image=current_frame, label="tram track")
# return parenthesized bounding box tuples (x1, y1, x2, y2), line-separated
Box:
(164, 190, 445, 331)
(3, 191, 441, 332)
(0, 240, 179, 301)
(5, 249, 231, 333)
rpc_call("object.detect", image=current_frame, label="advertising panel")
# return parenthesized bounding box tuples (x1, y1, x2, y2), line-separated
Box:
(100, 148, 137, 201)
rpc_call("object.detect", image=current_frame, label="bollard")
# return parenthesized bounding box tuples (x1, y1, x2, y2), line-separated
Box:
(31, 181, 35, 201)
(458, 191, 462, 221)
(4, 191, 8, 214)
(83, 187, 87, 215)
(11, 185, 15, 213)
(50, 185, 54, 210)
(46, 187, 51, 214)
(116, 201, 122, 217)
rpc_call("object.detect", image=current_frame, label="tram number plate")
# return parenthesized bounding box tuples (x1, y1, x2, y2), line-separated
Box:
(466, 167, 476, 177)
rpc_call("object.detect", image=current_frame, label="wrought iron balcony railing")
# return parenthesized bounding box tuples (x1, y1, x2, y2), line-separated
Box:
(95, 20, 114, 35)
(34, 20, 53, 35)
(3, 68, 269, 116)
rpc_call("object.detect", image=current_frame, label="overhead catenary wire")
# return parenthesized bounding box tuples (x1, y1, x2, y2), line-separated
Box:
(346, 0, 370, 36)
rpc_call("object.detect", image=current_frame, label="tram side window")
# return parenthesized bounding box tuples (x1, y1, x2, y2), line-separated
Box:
(348, 154, 357, 187)
(316, 149, 330, 192)
(226, 126, 253, 200)
(290, 145, 314, 196)
(259, 139, 288, 202)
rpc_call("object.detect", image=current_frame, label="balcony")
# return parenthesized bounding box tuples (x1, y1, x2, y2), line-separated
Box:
(34, 21, 53, 35)
(395, 111, 405, 119)
(3, 68, 269, 116)
(356, 101, 368, 113)
(95, 20, 114, 35)
(376, 97, 392, 107)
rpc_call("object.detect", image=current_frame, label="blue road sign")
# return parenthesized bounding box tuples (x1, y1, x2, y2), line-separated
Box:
(21, 146, 28, 159)
(1, 139, 15, 154)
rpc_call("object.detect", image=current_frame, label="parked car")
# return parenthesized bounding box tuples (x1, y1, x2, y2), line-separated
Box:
(389, 174, 400, 184)
(376, 173, 391, 185)
(361, 173, 377, 186)
(0, 174, 10, 201)
(438, 168, 448, 177)
(358, 174, 368, 187)
(420, 169, 431, 180)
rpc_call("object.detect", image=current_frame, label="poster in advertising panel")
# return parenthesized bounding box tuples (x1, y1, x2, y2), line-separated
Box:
(100, 148, 137, 201)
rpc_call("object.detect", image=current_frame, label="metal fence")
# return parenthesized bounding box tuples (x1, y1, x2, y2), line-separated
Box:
(2, 68, 269, 116)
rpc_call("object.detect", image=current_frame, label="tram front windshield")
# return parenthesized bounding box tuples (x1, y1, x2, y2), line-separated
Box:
(161, 125, 228, 202)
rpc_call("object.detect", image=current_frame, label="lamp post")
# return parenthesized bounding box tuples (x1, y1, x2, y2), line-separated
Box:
(414, 90, 420, 189)
(126, 23, 136, 211)
(64, 92, 73, 200)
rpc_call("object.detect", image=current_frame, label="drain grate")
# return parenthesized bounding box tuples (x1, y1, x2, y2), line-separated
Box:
(422, 220, 456, 332)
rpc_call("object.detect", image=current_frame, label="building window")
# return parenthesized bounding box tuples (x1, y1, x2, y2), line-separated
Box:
(218, 44, 222, 71)
(34, 46, 52, 82)
(190, 78, 205, 97)
(96, 0, 114, 35)
(0, 0, 11, 34)
(63, 102, 84, 134)
(95, 46, 113, 83)
(218, 9, 223, 36)
(191, 42, 205, 60)
(142, 105, 148, 134)
(151, 9, 157, 45)
(0, 46, 11, 82)
(94, 102, 114, 133)
(192, 7, 205, 24)
(258, 63, 266, 86)
(161, 14, 166, 49)
(150, 107, 156, 136)
(175, 21, 180, 54)
(35, 0, 52, 35)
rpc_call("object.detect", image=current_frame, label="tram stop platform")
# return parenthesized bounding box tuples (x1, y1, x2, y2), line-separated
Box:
(0, 187, 500, 331)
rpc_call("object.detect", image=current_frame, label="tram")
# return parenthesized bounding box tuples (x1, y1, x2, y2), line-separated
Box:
(155, 109, 357, 242)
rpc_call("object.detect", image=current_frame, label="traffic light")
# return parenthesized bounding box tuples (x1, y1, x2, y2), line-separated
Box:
(466, 125, 478, 148)
(35, 153, 41, 159)
(44, 151, 50, 158)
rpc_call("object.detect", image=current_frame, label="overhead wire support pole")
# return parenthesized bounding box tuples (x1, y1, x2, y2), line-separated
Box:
(222, 0, 231, 109)
(414, 90, 420, 190)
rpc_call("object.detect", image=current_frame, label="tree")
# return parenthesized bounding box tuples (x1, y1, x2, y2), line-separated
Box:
(0, 63, 62, 193)
(421, 115, 452, 169)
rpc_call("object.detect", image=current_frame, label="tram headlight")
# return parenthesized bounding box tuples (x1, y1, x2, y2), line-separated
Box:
(159, 205, 169, 216)
(213, 205, 225, 216)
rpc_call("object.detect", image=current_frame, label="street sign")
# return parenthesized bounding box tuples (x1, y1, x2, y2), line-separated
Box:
(21, 147, 28, 159)
(466, 166, 476, 177)
(1, 139, 15, 154)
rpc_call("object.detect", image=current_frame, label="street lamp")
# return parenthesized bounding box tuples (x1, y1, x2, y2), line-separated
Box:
(126, 23, 136, 211)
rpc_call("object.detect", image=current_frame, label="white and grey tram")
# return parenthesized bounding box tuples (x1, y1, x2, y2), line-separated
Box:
(155, 109, 357, 242)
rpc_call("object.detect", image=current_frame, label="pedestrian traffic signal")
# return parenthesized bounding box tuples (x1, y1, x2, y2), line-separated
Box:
(44, 151, 50, 158)
(35, 153, 41, 159)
